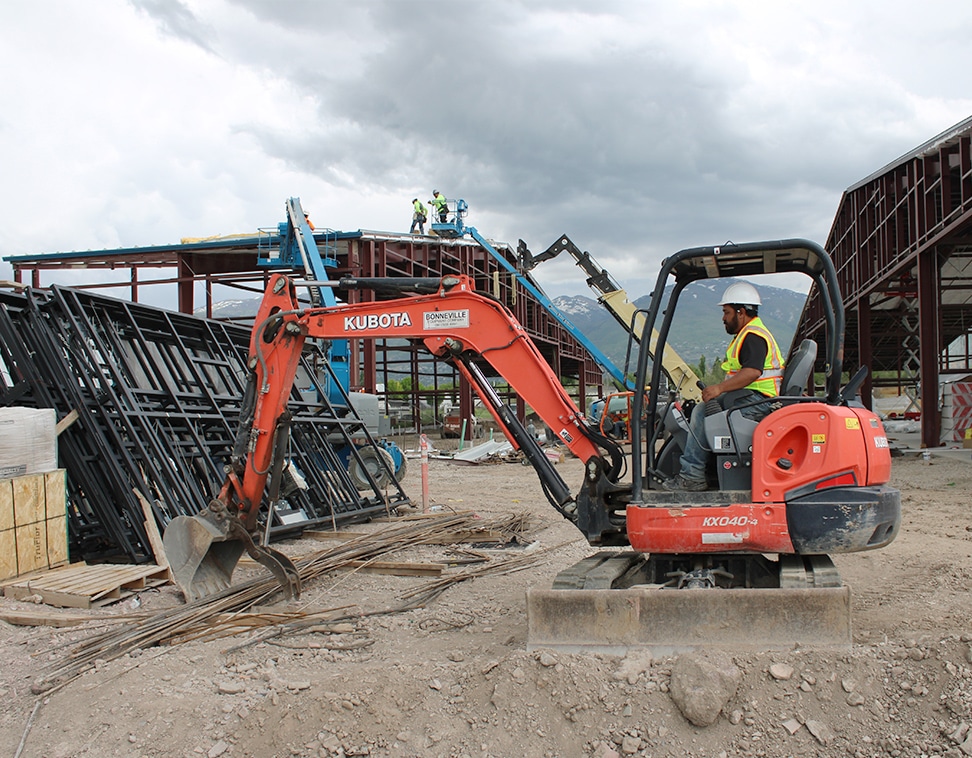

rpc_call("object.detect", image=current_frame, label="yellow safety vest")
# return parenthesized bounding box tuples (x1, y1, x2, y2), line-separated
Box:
(721, 316, 784, 397)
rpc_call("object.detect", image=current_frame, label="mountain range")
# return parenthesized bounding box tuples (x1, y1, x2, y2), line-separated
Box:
(552, 280, 808, 373)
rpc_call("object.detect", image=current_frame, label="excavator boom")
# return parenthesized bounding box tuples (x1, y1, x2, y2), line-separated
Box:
(529, 235, 703, 402)
(164, 273, 622, 600)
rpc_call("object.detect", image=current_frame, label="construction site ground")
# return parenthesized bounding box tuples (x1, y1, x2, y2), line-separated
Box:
(1, 433, 971, 758)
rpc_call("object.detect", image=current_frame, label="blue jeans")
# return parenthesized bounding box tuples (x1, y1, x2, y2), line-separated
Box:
(678, 390, 773, 482)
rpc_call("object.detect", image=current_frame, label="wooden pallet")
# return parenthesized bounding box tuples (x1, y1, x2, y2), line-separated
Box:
(2, 561, 170, 609)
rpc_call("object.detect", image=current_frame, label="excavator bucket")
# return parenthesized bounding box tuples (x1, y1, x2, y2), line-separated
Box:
(163, 514, 246, 602)
(163, 509, 301, 603)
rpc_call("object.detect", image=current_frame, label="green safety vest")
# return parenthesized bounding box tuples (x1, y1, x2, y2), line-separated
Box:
(414, 200, 426, 214)
(721, 316, 784, 397)
(432, 195, 447, 212)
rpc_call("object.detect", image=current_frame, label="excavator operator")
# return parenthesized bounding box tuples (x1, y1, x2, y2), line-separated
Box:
(661, 281, 784, 492)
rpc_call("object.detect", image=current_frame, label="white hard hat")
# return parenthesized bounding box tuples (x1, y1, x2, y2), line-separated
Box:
(718, 281, 761, 307)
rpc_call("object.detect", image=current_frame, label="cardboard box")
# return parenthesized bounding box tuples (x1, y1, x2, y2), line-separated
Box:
(0, 470, 67, 581)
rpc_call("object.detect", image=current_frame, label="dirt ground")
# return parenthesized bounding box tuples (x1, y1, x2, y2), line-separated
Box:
(1, 439, 971, 758)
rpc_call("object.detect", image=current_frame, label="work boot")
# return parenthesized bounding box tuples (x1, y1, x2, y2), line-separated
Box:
(660, 474, 708, 492)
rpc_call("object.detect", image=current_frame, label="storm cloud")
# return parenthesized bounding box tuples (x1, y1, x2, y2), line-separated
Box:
(1, 0, 969, 298)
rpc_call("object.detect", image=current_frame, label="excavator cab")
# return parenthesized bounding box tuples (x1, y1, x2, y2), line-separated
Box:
(623, 239, 900, 558)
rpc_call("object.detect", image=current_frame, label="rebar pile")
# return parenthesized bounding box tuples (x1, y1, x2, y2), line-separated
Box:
(36, 512, 537, 692)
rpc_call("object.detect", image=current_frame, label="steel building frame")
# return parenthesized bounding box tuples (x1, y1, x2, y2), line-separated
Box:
(799, 116, 972, 448)
(5, 230, 606, 436)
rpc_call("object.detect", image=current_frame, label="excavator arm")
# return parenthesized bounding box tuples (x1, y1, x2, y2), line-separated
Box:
(163, 272, 624, 601)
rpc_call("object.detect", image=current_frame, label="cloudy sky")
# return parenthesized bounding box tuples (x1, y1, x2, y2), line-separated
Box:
(1, 0, 970, 303)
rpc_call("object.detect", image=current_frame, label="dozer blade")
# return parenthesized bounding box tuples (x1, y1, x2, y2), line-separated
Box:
(527, 585, 851, 654)
(526, 551, 851, 654)
(163, 510, 301, 603)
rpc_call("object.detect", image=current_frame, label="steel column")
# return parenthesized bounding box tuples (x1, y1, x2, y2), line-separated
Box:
(918, 248, 942, 447)
(177, 256, 193, 314)
(857, 298, 873, 408)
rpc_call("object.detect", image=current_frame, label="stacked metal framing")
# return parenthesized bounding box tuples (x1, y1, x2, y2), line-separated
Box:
(0, 286, 409, 564)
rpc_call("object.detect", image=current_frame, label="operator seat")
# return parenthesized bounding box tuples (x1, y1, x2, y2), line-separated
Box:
(704, 339, 817, 490)
(780, 339, 817, 399)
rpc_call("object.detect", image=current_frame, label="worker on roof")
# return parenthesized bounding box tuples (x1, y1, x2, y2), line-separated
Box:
(410, 198, 427, 234)
(303, 211, 315, 231)
(662, 281, 784, 492)
(430, 190, 449, 223)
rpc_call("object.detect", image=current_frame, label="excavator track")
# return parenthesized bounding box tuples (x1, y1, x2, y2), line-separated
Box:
(527, 551, 851, 654)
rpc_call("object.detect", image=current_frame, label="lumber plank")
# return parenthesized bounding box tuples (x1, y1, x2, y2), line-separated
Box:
(134, 489, 171, 579)
(89, 585, 123, 603)
(54, 409, 80, 436)
(5, 585, 93, 609)
(346, 560, 444, 577)
(0, 608, 92, 628)
(304, 530, 369, 542)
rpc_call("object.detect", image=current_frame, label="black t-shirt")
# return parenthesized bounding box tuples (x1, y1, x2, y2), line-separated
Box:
(738, 333, 768, 372)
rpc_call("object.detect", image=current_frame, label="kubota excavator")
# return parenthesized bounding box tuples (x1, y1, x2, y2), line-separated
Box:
(163, 239, 900, 650)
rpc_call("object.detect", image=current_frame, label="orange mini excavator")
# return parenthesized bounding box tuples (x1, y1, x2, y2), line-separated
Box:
(163, 239, 900, 649)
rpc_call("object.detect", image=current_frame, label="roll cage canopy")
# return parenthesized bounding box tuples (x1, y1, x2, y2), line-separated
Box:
(631, 239, 848, 500)
(642, 238, 844, 402)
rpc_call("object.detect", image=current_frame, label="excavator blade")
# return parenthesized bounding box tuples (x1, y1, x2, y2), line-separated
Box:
(527, 585, 851, 654)
(526, 551, 851, 654)
(162, 511, 301, 602)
